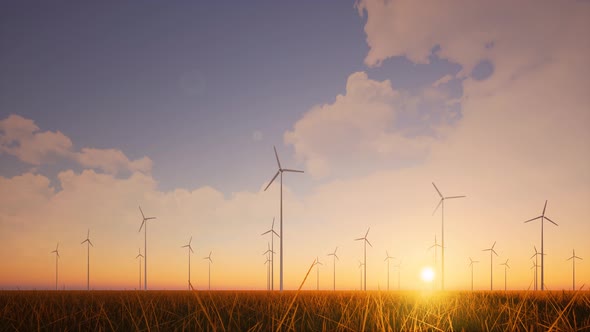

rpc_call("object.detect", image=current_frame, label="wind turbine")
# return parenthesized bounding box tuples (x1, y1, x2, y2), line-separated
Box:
(263, 242, 275, 290)
(327, 247, 339, 291)
(261, 217, 279, 291)
(530, 260, 537, 290)
(394, 259, 402, 290)
(203, 251, 213, 290)
(181, 236, 194, 290)
(530, 246, 545, 291)
(80, 229, 94, 291)
(138, 206, 156, 290)
(314, 256, 323, 291)
(524, 200, 558, 291)
(428, 234, 442, 276)
(384, 251, 394, 291)
(355, 228, 372, 291)
(500, 259, 510, 291)
(468, 257, 479, 291)
(566, 249, 583, 291)
(50, 243, 60, 291)
(264, 146, 304, 291)
(135, 248, 143, 290)
(432, 182, 465, 291)
(482, 241, 498, 290)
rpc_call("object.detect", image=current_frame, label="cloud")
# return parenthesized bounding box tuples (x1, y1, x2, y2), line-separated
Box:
(0, 114, 72, 164)
(0, 114, 152, 175)
(284, 72, 458, 178)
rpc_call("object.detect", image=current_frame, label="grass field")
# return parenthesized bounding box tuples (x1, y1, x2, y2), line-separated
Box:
(1, 289, 589, 331)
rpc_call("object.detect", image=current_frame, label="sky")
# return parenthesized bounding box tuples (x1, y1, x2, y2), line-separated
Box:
(1, 1, 589, 291)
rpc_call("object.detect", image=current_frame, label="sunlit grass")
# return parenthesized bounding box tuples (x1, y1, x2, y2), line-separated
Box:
(1, 289, 589, 331)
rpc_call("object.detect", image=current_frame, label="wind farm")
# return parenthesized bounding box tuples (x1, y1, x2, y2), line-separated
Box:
(2, 1, 589, 330)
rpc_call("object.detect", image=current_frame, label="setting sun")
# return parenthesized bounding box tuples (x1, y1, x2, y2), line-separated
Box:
(420, 267, 435, 283)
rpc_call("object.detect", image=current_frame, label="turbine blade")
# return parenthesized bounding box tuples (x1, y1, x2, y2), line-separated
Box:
(261, 230, 272, 236)
(445, 195, 466, 199)
(139, 205, 145, 219)
(544, 216, 558, 226)
(271, 230, 280, 237)
(365, 227, 370, 238)
(282, 168, 304, 173)
(542, 200, 547, 216)
(366, 239, 373, 247)
(432, 199, 443, 215)
(432, 182, 443, 198)
(272, 217, 275, 229)
(264, 171, 280, 191)
(273, 146, 282, 169)
(524, 216, 542, 223)
(138, 220, 145, 232)
(354, 237, 363, 241)
(89, 240, 93, 247)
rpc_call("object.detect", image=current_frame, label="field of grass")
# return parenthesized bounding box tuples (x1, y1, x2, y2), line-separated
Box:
(1, 289, 589, 331)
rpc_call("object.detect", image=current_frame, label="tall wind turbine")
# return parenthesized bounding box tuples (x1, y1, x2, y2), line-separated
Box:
(384, 251, 394, 291)
(138, 206, 156, 290)
(355, 228, 372, 291)
(181, 236, 194, 290)
(50, 243, 60, 291)
(358, 260, 364, 290)
(327, 247, 339, 291)
(500, 259, 510, 291)
(482, 241, 498, 290)
(314, 256, 323, 291)
(81, 229, 94, 291)
(264, 146, 304, 291)
(203, 251, 213, 290)
(135, 248, 143, 290)
(261, 217, 279, 291)
(468, 257, 479, 291)
(566, 249, 583, 291)
(432, 182, 465, 290)
(524, 200, 558, 291)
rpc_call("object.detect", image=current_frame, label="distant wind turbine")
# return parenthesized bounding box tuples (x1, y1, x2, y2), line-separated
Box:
(355, 228, 372, 291)
(263, 242, 275, 290)
(530, 261, 537, 289)
(500, 259, 510, 291)
(138, 206, 156, 290)
(384, 250, 395, 291)
(428, 234, 442, 278)
(327, 247, 339, 291)
(524, 200, 558, 291)
(432, 182, 465, 290)
(81, 229, 93, 291)
(530, 246, 545, 291)
(261, 217, 279, 291)
(264, 253, 271, 290)
(264, 146, 304, 291)
(482, 241, 498, 290)
(50, 243, 60, 291)
(135, 248, 143, 290)
(358, 260, 364, 290)
(314, 256, 323, 291)
(181, 236, 194, 290)
(566, 249, 583, 291)
(203, 251, 213, 290)
(394, 259, 402, 290)
(468, 257, 479, 291)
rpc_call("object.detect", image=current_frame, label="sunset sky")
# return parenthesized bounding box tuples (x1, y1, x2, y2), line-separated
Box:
(1, 1, 589, 291)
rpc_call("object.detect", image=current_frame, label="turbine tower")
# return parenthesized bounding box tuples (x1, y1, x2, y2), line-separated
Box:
(203, 251, 213, 290)
(566, 249, 583, 291)
(138, 206, 156, 290)
(358, 260, 364, 290)
(135, 248, 143, 290)
(500, 259, 510, 291)
(81, 229, 94, 291)
(384, 250, 394, 291)
(524, 200, 558, 291)
(50, 243, 60, 291)
(314, 256, 323, 291)
(261, 217, 279, 291)
(264, 146, 304, 291)
(482, 241, 498, 290)
(354, 228, 372, 291)
(432, 182, 465, 291)
(468, 257, 479, 291)
(181, 236, 194, 290)
(327, 247, 339, 291)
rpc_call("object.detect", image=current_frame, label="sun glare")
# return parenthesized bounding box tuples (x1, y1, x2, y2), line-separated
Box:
(420, 267, 435, 283)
